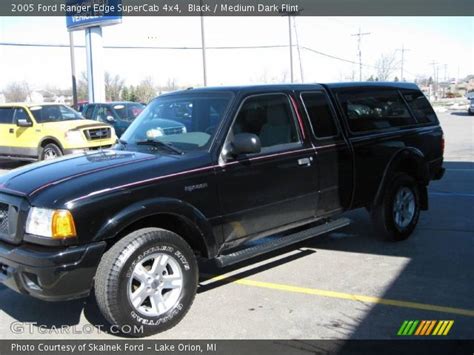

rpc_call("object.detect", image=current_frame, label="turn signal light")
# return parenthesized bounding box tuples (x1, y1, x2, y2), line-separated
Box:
(52, 210, 77, 239)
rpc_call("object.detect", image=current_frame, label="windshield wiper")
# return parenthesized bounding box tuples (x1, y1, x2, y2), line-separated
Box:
(136, 139, 183, 155)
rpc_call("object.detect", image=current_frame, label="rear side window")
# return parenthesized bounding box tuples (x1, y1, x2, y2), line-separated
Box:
(301, 92, 338, 138)
(337, 89, 416, 133)
(401, 89, 438, 124)
(0, 108, 14, 124)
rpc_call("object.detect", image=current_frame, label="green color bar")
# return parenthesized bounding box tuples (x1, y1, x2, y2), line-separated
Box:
(397, 320, 409, 335)
(402, 321, 414, 335)
(408, 320, 419, 335)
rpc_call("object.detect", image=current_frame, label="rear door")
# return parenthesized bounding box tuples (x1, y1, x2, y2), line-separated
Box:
(217, 92, 318, 243)
(0, 107, 15, 156)
(298, 90, 353, 214)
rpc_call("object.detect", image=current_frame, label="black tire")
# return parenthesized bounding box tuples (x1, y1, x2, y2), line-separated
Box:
(40, 143, 63, 161)
(370, 173, 420, 241)
(94, 228, 198, 337)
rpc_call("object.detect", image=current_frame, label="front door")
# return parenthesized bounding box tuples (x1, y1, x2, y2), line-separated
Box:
(217, 93, 318, 243)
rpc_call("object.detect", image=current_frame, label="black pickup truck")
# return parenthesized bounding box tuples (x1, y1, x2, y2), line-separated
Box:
(0, 83, 444, 336)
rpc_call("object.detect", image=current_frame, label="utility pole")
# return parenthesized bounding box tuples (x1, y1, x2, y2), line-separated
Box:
(288, 16, 294, 83)
(69, 31, 77, 108)
(293, 17, 304, 83)
(351, 27, 370, 81)
(396, 45, 410, 81)
(429, 61, 438, 100)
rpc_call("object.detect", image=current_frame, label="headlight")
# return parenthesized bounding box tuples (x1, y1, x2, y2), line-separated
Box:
(26, 207, 77, 239)
(65, 130, 85, 145)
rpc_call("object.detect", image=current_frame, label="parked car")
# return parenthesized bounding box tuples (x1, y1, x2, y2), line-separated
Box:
(83, 102, 146, 137)
(0, 103, 117, 161)
(468, 99, 474, 115)
(0, 83, 444, 336)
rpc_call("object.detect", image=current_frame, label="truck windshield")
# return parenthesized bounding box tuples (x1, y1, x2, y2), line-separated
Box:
(121, 92, 233, 152)
(29, 105, 83, 123)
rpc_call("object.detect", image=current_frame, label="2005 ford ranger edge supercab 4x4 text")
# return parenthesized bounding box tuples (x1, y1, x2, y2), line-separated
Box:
(0, 83, 444, 336)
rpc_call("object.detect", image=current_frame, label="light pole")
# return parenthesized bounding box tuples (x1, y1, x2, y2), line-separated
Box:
(200, 0, 207, 86)
(69, 31, 78, 108)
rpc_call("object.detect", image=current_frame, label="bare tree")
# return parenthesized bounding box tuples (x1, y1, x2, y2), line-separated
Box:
(4, 81, 32, 102)
(77, 72, 88, 102)
(375, 53, 398, 81)
(135, 77, 157, 104)
(105, 72, 125, 101)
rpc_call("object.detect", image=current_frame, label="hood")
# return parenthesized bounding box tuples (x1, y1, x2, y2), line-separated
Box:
(0, 149, 212, 209)
(41, 119, 111, 131)
(0, 150, 157, 200)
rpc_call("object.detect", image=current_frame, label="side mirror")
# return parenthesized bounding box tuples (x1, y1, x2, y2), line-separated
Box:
(106, 115, 115, 123)
(229, 133, 261, 157)
(17, 119, 32, 127)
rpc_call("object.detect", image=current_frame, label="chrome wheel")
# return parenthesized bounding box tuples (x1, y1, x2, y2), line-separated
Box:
(43, 148, 57, 160)
(393, 187, 415, 229)
(128, 253, 183, 317)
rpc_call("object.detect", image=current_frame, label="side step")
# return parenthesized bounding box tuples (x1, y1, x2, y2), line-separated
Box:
(215, 217, 350, 267)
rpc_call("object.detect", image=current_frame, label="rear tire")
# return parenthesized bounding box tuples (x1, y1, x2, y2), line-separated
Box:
(94, 228, 198, 337)
(40, 143, 62, 161)
(371, 173, 420, 241)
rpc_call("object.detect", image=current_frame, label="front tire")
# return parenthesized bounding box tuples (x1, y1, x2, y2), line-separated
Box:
(40, 143, 63, 160)
(371, 173, 421, 241)
(94, 228, 198, 337)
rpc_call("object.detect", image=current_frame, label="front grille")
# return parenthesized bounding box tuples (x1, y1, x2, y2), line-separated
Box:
(84, 127, 112, 140)
(163, 127, 184, 135)
(0, 203, 8, 235)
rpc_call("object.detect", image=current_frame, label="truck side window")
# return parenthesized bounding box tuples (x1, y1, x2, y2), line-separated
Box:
(0, 108, 14, 124)
(301, 92, 339, 138)
(84, 105, 95, 119)
(401, 89, 439, 124)
(14, 108, 29, 121)
(338, 90, 416, 132)
(232, 94, 300, 150)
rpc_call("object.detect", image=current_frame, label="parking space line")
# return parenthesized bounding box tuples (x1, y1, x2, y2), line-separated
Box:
(207, 275, 474, 317)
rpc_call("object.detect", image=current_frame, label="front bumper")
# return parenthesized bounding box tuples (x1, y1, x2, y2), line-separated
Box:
(0, 240, 106, 301)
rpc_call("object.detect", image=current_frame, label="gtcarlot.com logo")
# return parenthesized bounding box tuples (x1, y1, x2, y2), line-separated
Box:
(397, 320, 454, 336)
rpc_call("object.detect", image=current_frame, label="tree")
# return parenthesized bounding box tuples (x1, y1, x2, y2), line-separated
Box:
(375, 53, 398, 81)
(134, 77, 157, 103)
(4, 81, 31, 102)
(394, 76, 400, 82)
(77, 72, 88, 102)
(105, 72, 125, 101)
(367, 75, 375, 82)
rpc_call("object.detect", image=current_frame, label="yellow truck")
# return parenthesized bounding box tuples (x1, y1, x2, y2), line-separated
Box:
(0, 103, 117, 161)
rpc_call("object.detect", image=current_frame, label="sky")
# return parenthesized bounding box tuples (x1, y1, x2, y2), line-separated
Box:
(0, 16, 473, 91)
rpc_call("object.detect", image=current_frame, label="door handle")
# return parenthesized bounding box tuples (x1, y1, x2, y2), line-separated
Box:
(9, 128, 14, 134)
(297, 157, 312, 166)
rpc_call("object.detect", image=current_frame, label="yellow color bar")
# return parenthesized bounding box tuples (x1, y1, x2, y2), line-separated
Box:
(432, 320, 444, 335)
(443, 321, 454, 335)
(437, 320, 449, 335)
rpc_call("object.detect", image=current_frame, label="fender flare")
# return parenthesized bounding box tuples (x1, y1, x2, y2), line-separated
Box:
(38, 136, 64, 152)
(93, 197, 218, 258)
(373, 147, 429, 208)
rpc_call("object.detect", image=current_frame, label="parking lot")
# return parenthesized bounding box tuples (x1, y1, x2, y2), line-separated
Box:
(0, 110, 472, 340)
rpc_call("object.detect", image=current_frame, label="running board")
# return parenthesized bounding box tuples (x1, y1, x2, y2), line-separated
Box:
(215, 217, 350, 267)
